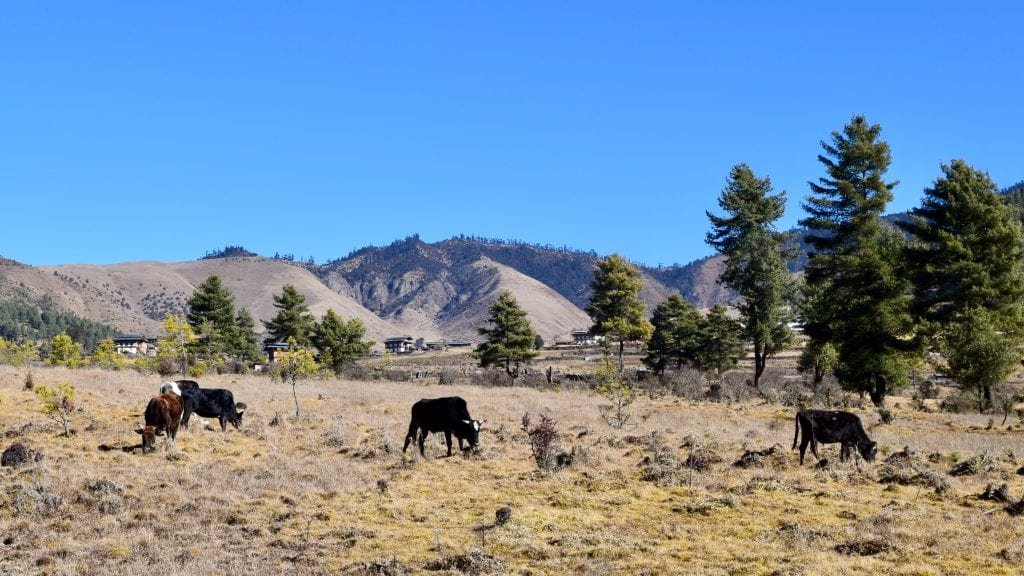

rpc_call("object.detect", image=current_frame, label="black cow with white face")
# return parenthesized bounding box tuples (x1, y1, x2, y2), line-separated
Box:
(180, 385, 246, 432)
(793, 409, 877, 465)
(402, 396, 482, 457)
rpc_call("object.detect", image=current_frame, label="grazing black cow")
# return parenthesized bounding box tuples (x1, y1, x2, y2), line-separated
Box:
(180, 386, 246, 432)
(135, 393, 184, 453)
(793, 409, 877, 465)
(402, 396, 482, 457)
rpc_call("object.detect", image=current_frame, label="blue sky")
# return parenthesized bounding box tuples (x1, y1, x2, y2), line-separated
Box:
(2, 2, 1021, 267)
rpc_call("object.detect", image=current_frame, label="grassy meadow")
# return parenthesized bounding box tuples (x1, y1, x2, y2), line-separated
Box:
(1, 362, 1023, 575)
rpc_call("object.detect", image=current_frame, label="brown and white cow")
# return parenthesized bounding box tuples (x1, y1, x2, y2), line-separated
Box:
(135, 393, 184, 453)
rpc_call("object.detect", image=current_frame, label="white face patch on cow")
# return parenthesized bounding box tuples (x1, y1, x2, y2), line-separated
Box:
(472, 420, 481, 432)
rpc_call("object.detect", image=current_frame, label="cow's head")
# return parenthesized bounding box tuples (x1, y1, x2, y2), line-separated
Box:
(859, 440, 878, 462)
(456, 419, 483, 450)
(135, 425, 163, 453)
(229, 402, 247, 428)
(159, 381, 181, 396)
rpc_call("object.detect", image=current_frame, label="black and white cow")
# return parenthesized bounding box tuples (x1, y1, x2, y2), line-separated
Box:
(180, 385, 246, 432)
(793, 409, 877, 465)
(402, 396, 482, 457)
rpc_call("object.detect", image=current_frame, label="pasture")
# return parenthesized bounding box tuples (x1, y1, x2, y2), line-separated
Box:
(1, 364, 1023, 575)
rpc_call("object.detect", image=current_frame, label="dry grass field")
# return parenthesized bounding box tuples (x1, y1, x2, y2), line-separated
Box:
(2, 363, 1024, 575)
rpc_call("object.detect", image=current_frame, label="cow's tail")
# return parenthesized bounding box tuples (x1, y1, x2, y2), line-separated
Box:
(403, 415, 419, 452)
(792, 413, 800, 450)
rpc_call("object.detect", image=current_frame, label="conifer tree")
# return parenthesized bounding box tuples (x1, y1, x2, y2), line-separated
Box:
(312, 308, 374, 374)
(706, 163, 795, 387)
(229, 308, 263, 363)
(186, 275, 237, 358)
(263, 285, 315, 346)
(642, 294, 702, 375)
(474, 291, 538, 385)
(900, 160, 1024, 409)
(693, 305, 744, 381)
(799, 115, 916, 406)
(586, 254, 653, 374)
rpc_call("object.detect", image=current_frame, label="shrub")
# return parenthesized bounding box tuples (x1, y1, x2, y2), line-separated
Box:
(34, 382, 77, 437)
(595, 357, 637, 429)
(521, 412, 559, 470)
(663, 368, 705, 400)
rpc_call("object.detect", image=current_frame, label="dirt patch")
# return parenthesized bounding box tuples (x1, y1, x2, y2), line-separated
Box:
(834, 539, 892, 556)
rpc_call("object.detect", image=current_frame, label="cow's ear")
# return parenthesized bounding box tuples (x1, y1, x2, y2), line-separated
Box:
(134, 427, 144, 435)
(155, 429, 165, 436)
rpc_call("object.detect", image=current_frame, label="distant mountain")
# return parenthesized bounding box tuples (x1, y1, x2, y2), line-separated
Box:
(1, 235, 738, 346)
(316, 235, 727, 341)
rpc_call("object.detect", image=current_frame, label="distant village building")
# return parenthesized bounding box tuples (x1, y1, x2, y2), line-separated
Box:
(445, 339, 473, 348)
(114, 335, 154, 357)
(423, 340, 447, 351)
(571, 330, 603, 346)
(384, 336, 416, 355)
(262, 340, 290, 363)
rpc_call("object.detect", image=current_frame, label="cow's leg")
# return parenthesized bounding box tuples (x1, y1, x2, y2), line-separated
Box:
(840, 442, 849, 462)
(219, 415, 229, 432)
(181, 409, 192, 430)
(810, 437, 820, 460)
(799, 436, 810, 465)
(444, 431, 453, 457)
(418, 430, 427, 456)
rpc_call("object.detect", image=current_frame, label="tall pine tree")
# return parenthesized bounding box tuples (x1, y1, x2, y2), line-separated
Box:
(900, 160, 1024, 409)
(263, 285, 316, 347)
(799, 115, 916, 406)
(706, 164, 795, 387)
(186, 275, 237, 358)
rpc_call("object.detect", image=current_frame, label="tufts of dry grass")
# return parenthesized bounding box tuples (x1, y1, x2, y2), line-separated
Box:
(1, 364, 1024, 575)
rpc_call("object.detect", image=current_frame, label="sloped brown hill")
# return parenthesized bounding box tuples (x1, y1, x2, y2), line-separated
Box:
(34, 257, 402, 341)
(441, 257, 594, 343)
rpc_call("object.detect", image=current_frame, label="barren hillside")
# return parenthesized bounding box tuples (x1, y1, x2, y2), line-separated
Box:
(439, 257, 594, 343)
(35, 257, 404, 342)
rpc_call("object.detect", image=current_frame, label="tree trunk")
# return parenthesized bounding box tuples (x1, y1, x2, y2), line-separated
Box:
(618, 339, 625, 375)
(869, 375, 887, 407)
(752, 342, 765, 388)
(981, 385, 992, 414)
